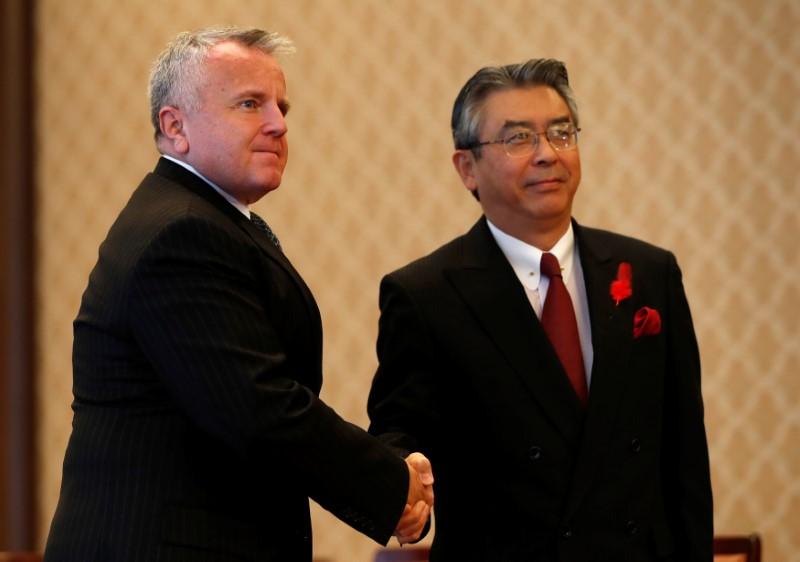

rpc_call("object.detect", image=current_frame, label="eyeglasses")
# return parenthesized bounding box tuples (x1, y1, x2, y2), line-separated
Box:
(466, 123, 580, 157)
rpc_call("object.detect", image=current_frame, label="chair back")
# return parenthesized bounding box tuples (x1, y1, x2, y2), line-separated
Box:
(0, 554, 42, 562)
(375, 535, 763, 562)
(713, 534, 762, 562)
(374, 546, 430, 562)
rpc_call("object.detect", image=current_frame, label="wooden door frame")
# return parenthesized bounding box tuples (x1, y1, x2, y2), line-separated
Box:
(0, 0, 36, 550)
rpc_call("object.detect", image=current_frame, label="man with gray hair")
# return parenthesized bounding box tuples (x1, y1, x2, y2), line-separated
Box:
(44, 27, 432, 562)
(368, 59, 712, 560)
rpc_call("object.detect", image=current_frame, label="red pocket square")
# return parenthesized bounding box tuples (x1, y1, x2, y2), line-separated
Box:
(633, 306, 661, 338)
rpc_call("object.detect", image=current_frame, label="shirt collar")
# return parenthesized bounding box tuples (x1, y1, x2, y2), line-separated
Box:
(486, 219, 576, 290)
(160, 154, 251, 218)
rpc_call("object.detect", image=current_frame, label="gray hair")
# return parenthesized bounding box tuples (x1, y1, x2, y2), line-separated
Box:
(451, 59, 579, 157)
(148, 26, 294, 140)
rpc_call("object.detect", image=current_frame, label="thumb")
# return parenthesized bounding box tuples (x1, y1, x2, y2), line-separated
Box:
(406, 452, 434, 486)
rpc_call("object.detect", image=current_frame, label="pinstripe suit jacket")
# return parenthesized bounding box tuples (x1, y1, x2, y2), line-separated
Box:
(368, 217, 712, 562)
(44, 158, 408, 562)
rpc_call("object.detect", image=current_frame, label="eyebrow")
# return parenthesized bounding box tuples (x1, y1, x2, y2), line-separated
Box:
(236, 89, 266, 101)
(498, 115, 572, 132)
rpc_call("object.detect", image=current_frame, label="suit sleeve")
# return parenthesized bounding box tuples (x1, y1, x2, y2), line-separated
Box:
(368, 273, 441, 459)
(128, 214, 408, 544)
(662, 253, 713, 560)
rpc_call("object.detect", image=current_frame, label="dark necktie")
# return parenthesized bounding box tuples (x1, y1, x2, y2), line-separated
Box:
(540, 252, 588, 406)
(250, 211, 282, 251)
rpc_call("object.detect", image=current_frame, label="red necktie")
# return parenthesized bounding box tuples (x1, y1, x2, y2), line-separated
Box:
(540, 252, 588, 406)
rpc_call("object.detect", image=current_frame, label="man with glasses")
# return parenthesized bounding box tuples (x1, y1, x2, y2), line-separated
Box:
(368, 59, 712, 561)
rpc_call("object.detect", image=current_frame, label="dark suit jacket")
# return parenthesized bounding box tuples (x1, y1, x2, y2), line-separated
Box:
(45, 158, 408, 562)
(368, 217, 712, 562)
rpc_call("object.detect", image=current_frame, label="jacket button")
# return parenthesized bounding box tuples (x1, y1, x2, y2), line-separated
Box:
(626, 520, 639, 536)
(528, 445, 543, 461)
(630, 438, 641, 453)
(560, 526, 573, 540)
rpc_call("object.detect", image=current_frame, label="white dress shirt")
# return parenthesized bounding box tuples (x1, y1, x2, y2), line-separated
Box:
(486, 220, 594, 387)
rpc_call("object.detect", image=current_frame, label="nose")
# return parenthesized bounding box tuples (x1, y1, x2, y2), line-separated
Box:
(531, 133, 557, 166)
(261, 103, 287, 137)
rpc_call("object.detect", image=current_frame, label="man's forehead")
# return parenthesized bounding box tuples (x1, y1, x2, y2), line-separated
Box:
(484, 86, 565, 111)
(205, 41, 282, 72)
(480, 86, 570, 126)
(202, 43, 285, 89)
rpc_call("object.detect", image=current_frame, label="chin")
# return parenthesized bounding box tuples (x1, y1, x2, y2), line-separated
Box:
(252, 173, 283, 192)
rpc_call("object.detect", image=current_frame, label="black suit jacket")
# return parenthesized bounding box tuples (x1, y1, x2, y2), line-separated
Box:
(45, 158, 408, 562)
(368, 217, 712, 562)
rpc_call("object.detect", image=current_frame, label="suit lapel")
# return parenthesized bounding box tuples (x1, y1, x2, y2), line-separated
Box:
(445, 218, 584, 440)
(153, 158, 320, 326)
(564, 221, 635, 515)
(239, 218, 320, 317)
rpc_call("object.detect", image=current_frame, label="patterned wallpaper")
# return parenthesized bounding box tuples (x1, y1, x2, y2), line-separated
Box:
(35, 1, 799, 560)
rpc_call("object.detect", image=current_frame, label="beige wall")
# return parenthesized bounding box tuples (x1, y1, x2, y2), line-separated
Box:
(36, 1, 799, 560)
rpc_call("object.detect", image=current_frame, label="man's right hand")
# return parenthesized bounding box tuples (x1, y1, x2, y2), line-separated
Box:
(394, 452, 434, 544)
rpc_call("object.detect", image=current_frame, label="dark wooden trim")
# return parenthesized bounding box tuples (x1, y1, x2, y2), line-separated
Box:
(0, 0, 36, 550)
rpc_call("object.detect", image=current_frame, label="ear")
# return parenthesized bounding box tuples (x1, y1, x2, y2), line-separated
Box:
(158, 106, 189, 154)
(452, 150, 479, 196)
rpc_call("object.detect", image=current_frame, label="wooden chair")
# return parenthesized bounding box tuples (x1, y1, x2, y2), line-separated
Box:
(374, 546, 430, 562)
(375, 534, 763, 562)
(0, 554, 42, 562)
(713, 534, 762, 562)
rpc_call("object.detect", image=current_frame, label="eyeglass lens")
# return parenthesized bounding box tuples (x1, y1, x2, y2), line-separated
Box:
(505, 125, 577, 156)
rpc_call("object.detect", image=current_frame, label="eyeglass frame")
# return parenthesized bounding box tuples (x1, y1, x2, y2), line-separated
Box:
(463, 121, 581, 158)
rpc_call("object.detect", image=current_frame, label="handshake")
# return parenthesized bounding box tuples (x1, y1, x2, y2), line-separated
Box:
(394, 452, 435, 545)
